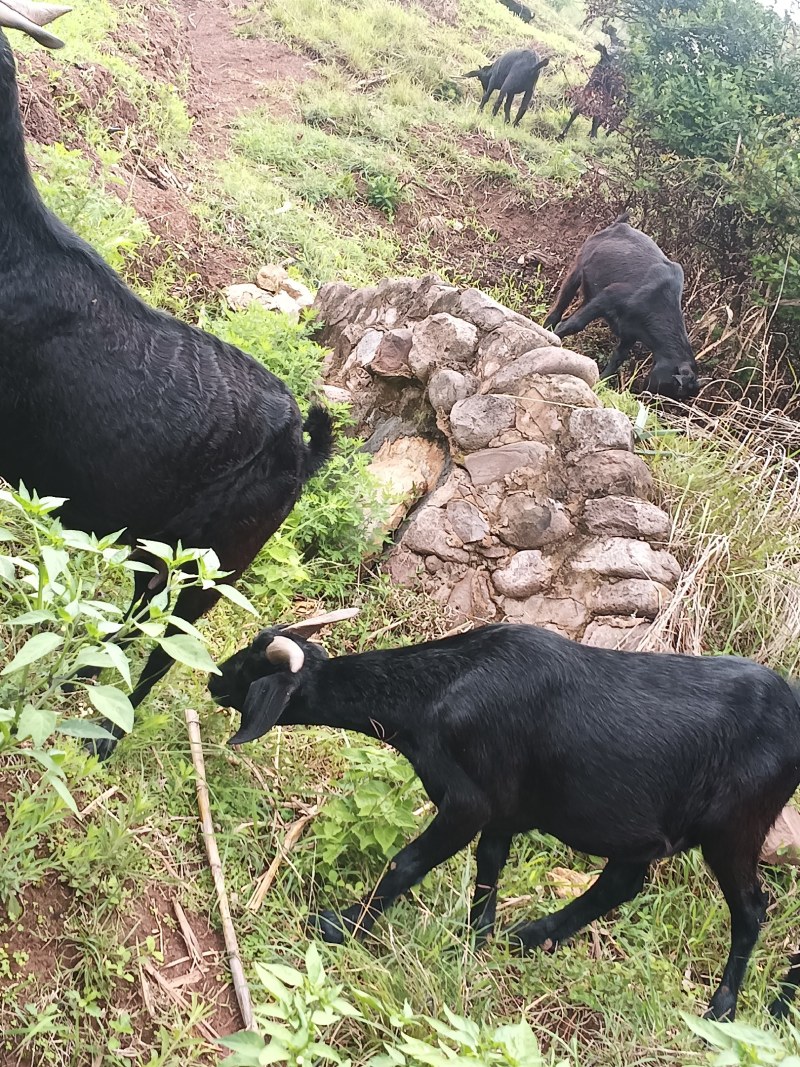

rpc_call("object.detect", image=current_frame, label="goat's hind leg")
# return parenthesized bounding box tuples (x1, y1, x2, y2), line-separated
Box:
(702, 831, 768, 1021)
(506, 859, 648, 952)
(557, 107, 581, 142)
(600, 341, 632, 382)
(513, 87, 534, 127)
(771, 951, 800, 1018)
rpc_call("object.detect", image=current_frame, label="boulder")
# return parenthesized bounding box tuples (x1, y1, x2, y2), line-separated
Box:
(443, 288, 551, 334)
(581, 617, 652, 651)
(409, 314, 479, 381)
(450, 394, 517, 452)
(446, 499, 489, 543)
(477, 322, 559, 379)
(588, 579, 673, 618)
(571, 537, 681, 587)
(368, 328, 414, 379)
(583, 496, 672, 541)
(402, 507, 470, 562)
(570, 450, 654, 500)
(351, 328, 383, 368)
(367, 437, 447, 535)
(313, 280, 355, 328)
(488, 347, 599, 392)
(386, 545, 424, 587)
(503, 595, 588, 633)
(491, 550, 556, 598)
(463, 441, 550, 487)
(446, 570, 498, 624)
(497, 496, 574, 549)
(428, 368, 479, 414)
(569, 408, 634, 455)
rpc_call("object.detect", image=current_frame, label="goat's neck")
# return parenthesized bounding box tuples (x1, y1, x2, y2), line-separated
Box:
(0, 36, 44, 226)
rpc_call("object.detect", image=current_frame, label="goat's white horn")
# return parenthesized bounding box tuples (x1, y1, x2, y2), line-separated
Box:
(0, 0, 70, 47)
(265, 635, 305, 674)
(285, 607, 360, 637)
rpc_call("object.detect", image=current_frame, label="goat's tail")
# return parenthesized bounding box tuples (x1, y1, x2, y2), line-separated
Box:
(613, 210, 631, 225)
(302, 404, 335, 480)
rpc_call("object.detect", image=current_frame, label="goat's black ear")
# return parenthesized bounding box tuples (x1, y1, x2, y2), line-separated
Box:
(228, 675, 297, 746)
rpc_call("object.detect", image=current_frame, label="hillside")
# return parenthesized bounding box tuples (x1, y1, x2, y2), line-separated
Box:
(2, 0, 800, 1066)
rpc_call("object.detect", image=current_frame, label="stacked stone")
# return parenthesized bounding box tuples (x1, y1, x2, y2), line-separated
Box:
(314, 274, 679, 650)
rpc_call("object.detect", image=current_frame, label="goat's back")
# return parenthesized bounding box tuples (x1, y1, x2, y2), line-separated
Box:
(0, 215, 309, 547)
(388, 624, 800, 860)
(578, 222, 683, 297)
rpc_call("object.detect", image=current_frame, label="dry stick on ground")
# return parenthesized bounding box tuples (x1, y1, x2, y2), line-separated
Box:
(247, 805, 320, 913)
(184, 707, 256, 1032)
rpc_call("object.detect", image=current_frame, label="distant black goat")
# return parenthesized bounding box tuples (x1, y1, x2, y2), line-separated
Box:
(464, 49, 550, 127)
(0, 2, 333, 759)
(496, 0, 534, 22)
(210, 618, 800, 1022)
(543, 212, 701, 400)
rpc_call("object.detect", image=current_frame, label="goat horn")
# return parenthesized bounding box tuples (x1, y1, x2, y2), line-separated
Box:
(0, 0, 70, 47)
(285, 607, 360, 637)
(265, 635, 305, 674)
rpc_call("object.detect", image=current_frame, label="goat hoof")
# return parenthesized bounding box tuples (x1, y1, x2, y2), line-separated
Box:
(769, 997, 790, 1020)
(703, 992, 735, 1022)
(308, 909, 347, 945)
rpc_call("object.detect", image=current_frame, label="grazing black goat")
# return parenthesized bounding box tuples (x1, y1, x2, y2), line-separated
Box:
(558, 24, 626, 141)
(210, 617, 800, 1022)
(496, 0, 534, 22)
(464, 49, 550, 127)
(0, 2, 333, 758)
(543, 212, 701, 400)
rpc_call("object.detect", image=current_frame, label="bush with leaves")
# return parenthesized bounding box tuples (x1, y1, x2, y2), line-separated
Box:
(0, 484, 242, 812)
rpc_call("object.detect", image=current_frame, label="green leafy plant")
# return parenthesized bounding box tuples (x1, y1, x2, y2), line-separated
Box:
(221, 944, 362, 1066)
(0, 484, 249, 809)
(366, 173, 405, 221)
(685, 1014, 800, 1065)
(312, 745, 424, 890)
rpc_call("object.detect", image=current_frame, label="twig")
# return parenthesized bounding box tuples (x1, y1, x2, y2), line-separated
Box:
(184, 707, 256, 1031)
(173, 898, 203, 968)
(142, 959, 220, 1044)
(247, 806, 320, 913)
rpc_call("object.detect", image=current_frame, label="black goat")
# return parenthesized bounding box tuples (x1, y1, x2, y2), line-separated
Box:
(464, 49, 550, 127)
(210, 619, 800, 1022)
(0, 3, 333, 758)
(496, 0, 534, 22)
(558, 24, 626, 141)
(543, 212, 701, 400)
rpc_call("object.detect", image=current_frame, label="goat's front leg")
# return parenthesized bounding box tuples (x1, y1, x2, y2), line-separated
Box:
(478, 86, 493, 112)
(513, 87, 533, 127)
(554, 283, 631, 340)
(491, 91, 506, 118)
(469, 830, 513, 944)
(311, 791, 489, 944)
(600, 341, 632, 381)
(557, 107, 581, 142)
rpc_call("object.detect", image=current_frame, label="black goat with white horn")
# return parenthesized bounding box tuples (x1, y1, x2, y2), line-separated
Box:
(211, 617, 800, 1022)
(0, 1, 333, 758)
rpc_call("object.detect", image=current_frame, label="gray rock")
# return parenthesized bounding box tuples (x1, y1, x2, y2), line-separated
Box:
(477, 322, 559, 379)
(448, 288, 535, 332)
(583, 497, 672, 541)
(312, 280, 355, 327)
(409, 314, 479, 382)
(463, 442, 550, 486)
(497, 496, 574, 549)
(428, 368, 479, 414)
(402, 506, 470, 562)
(581, 617, 652, 651)
(447, 570, 497, 624)
(352, 328, 383, 368)
(588, 579, 673, 619)
(569, 450, 654, 500)
(370, 328, 414, 379)
(488, 347, 599, 392)
(503, 594, 588, 633)
(571, 537, 681, 587)
(386, 546, 424, 587)
(450, 394, 517, 452)
(491, 550, 556, 598)
(446, 500, 489, 543)
(569, 408, 634, 455)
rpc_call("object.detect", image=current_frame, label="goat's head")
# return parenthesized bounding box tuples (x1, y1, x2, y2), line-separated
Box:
(463, 63, 493, 91)
(209, 608, 359, 746)
(646, 359, 701, 401)
(0, 0, 72, 49)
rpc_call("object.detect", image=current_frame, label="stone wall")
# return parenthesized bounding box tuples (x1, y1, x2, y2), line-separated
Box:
(313, 274, 679, 650)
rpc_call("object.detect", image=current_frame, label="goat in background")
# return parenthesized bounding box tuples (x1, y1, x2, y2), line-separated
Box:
(464, 49, 550, 127)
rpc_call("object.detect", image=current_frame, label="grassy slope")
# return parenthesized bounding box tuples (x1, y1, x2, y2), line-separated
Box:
(2, 1, 800, 1066)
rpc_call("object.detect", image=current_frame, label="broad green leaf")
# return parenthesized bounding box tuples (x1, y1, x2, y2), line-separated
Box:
(137, 538, 175, 560)
(305, 943, 324, 986)
(57, 719, 116, 741)
(158, 634, 220, 675)
(2, 631, 63, 674)
(9, 610, 57, 626)
(85, 685, 134, 733)
(41, 546, 69, 582)
(47, 774, 78, 814)
(0, 527, 15, 541)
(103, 642, 132, 688)
(219, 1030, 267, 1053)
(0, 707, 14, 722)
(0, 554, 15, 581)
(16, 704, 57, 747)
(216, 584, 258, 615)
(164, 616, 206, 642)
